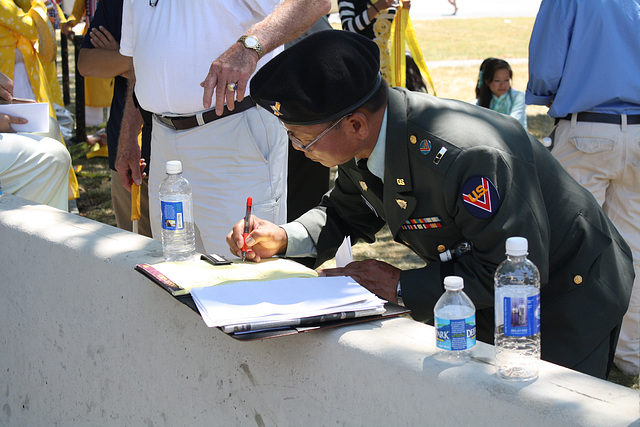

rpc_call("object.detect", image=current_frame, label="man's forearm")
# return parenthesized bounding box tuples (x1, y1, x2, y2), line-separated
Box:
(115, 71, 144, 189)
(245, 0, 331, 54)
(78, 49, 132, 79)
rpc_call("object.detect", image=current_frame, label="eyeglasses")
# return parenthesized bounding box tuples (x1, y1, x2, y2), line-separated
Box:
(286, 114, 351, 152)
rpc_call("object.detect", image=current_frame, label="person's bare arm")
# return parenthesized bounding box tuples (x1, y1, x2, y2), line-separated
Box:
(115, 67, 144, 191)
(78, 26, 132, 79)
(201, 0, 331, 114)
(0, 72, 13, 103)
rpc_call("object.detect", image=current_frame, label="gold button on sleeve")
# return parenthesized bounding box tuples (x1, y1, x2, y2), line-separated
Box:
(574, 275, 583, 285)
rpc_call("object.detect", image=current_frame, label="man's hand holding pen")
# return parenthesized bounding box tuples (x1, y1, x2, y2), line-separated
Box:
(226, 215, 288, 262)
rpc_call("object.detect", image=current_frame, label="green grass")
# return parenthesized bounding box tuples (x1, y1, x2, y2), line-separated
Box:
(414, 17, 535, 61)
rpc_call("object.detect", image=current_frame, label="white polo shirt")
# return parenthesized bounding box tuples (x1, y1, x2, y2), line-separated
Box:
(120, 0, 283, 115)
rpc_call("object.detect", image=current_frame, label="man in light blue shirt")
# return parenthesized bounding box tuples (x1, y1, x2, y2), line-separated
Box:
(526, 0, 640, 376)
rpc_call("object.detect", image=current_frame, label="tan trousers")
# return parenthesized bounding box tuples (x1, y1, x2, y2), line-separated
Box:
(552, 115, 640, 375)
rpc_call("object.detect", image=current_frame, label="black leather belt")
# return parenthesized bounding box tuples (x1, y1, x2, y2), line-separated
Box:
(154, 97, 256, 131)
(556, 112, 640, 125)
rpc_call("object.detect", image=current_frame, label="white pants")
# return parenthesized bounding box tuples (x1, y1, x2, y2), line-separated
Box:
(149, 106, 288, 255)
(552, 115, 640, 374)
(0, 133, 71, 211)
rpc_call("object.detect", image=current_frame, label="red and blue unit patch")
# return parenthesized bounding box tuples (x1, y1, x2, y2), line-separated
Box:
(461, 176, 500, 219)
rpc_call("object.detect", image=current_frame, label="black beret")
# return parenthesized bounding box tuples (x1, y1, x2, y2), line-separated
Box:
(250, 30, 382, 126)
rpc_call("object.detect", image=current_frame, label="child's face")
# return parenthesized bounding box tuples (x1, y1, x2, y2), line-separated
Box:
(487, 68, 511, 97)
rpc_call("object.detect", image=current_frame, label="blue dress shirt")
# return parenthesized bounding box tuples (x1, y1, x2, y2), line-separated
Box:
(525, 0, 640, 118)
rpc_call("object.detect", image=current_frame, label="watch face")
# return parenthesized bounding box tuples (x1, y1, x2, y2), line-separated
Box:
(245, 36, 259, 48)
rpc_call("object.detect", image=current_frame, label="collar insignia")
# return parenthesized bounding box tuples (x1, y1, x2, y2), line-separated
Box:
(270, 101, 282, 117)
(360, 181, 368, 192)
(396, 199, 408, 210)
(420, 139, 432, 155)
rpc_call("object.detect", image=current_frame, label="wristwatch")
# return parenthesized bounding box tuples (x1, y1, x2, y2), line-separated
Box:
(238, 35, 264, 59)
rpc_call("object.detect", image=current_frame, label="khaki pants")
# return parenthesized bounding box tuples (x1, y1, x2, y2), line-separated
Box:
(552, 115, 640, 375)
(111, 170, 152, 238)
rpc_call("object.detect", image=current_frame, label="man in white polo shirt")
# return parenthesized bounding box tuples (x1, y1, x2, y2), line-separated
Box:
(116, 0, 330, 254)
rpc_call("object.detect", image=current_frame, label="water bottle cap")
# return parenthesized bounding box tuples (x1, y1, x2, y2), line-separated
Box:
(443, 276, 464, 291)
(505, 236, 528, 256)
(166, 160, 182, 174)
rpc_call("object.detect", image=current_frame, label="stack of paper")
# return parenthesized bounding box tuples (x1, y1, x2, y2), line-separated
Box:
(190, 276, 386, 331)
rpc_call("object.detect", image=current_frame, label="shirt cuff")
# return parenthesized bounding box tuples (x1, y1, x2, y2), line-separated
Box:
(280, 222, 317, 258)
(524, 91, 553, 107)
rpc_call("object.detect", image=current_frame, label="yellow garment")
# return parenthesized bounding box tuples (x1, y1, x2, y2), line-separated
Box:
(66, 0, 113, 108)
(64, 0, 88, 28)
(370, 2, 392, 84)
(86, 142, 108, 159)
(389, 4, 436, 95)
(84, 75, 113, 108)
(0, 0, 57, 112)
(0, 0, 79, 199)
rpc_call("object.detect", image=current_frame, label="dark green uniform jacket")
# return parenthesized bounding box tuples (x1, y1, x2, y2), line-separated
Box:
(296, 88, 634, 374)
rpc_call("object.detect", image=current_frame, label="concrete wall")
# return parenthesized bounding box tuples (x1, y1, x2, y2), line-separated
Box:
(1, 194, 638, 426)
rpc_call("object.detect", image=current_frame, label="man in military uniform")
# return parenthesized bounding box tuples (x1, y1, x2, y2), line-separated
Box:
(226, 31, 634, 379)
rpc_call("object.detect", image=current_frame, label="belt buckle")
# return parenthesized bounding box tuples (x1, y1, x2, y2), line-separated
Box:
(156, 114, 178, 130)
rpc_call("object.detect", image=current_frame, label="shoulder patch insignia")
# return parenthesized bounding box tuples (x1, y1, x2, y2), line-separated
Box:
(461, 176, 500, 218)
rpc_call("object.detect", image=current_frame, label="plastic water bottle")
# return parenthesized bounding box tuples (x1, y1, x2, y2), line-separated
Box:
(159, 160, 195, 262)
(494, 237, 541, 381)
(434, 276, 476, 362)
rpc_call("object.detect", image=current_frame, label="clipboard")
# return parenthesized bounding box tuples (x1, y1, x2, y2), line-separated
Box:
(136, 255, 411, 341)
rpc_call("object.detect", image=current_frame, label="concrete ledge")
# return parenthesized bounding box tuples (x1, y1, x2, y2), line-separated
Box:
(1, 194, 638, 426)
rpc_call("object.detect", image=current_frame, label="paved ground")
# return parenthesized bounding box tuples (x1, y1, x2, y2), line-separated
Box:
(408, 0, 542, 20)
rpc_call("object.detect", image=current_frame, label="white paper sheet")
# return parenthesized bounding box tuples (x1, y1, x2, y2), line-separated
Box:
(0, 102, 49, 133)
(335, 236, 353, 268)
(190, 276, 386, 328)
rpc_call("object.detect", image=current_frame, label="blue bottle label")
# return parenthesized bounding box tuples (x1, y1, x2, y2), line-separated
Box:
(435, 314, 476, 351)
(161, 201, 184, 230)
(503, 293, 540, 336)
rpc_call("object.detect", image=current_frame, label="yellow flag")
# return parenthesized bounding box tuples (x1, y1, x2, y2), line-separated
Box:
(390, 5, 437, 95)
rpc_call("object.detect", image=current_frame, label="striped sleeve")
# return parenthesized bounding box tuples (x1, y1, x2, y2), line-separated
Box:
(338, 0, 371, 34)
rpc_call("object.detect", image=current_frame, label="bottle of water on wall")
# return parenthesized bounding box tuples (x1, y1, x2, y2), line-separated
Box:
(434, 276, 476, 362)
(494, 237, 541, 381)
(159, 160, 195, 262)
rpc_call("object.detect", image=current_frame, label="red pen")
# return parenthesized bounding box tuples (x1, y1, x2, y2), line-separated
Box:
(242, 197, 252, 261)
